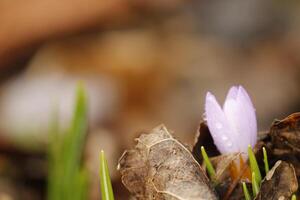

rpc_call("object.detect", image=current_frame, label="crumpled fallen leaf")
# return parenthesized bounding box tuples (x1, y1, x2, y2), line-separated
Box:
(258, 112, 300, 181)
(255, 160, 298, 200)
(270, 112, 300, 154)
(118, 124, 218, 200)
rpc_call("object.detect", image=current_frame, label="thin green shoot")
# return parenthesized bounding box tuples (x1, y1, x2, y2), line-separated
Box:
(251, 172, 259, 197)
(201, 146, 216, 179)
(248, 145, 262, 186)
(47, 84, 88, 200)
(292, 194, 297, 200)
(262, 147, 269, 174)
(99, 150, 115, 200)
(242, 182, 251, 200)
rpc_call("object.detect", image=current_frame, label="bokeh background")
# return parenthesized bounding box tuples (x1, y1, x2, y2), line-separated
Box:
(0, 0, 300, 199)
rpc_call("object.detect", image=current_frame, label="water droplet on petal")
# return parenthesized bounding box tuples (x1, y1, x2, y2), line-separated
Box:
(215, 122, 222, 129)
(227, 142, 233, 147)
(222, 136, 228, 141)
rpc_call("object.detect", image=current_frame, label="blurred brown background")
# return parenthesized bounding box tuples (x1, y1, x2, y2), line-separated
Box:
(0, 0, 300, 199)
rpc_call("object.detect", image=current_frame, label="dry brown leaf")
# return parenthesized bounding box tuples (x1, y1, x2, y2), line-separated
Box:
(211, 154, 241, 182)
(118, 124, 218, 200)
(255, 160, 298, 200)
(270, 112, 300, 154)
(258, 112, 300, 181)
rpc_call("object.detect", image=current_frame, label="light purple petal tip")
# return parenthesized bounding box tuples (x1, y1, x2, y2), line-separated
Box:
(224, 86, 239, 103)
(205, 92, 238, 154)
(237, 86, 257, 147)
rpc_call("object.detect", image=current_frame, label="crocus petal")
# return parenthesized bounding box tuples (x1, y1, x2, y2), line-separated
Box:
(223, 86, 257, 153)
(223, 99, 247, 152)
(237, 86, 257, 147)
(223, 96, 247, 153)
(205, 92, 238, 154)
(224, 86, 239, 102)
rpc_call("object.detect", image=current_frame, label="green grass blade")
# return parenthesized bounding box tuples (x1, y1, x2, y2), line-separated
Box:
(47, 108, 61, 200)
(74, 170, 88, 200)
(242, 182, 251, 200)
(99, 150, 115, 200)
(262, 147, 269, 174)
(248, 145, 262, 186)
(292, 194, 297, 200)
(62, 84, 88, 199)
(47, 84, 88, 200)
(66, 84, 88, 167)
(251, 172, 259, 197)
(201, 146, 216, 179)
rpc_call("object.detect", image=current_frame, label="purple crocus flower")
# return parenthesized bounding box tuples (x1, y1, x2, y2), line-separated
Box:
(205, 86, 257, 154)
